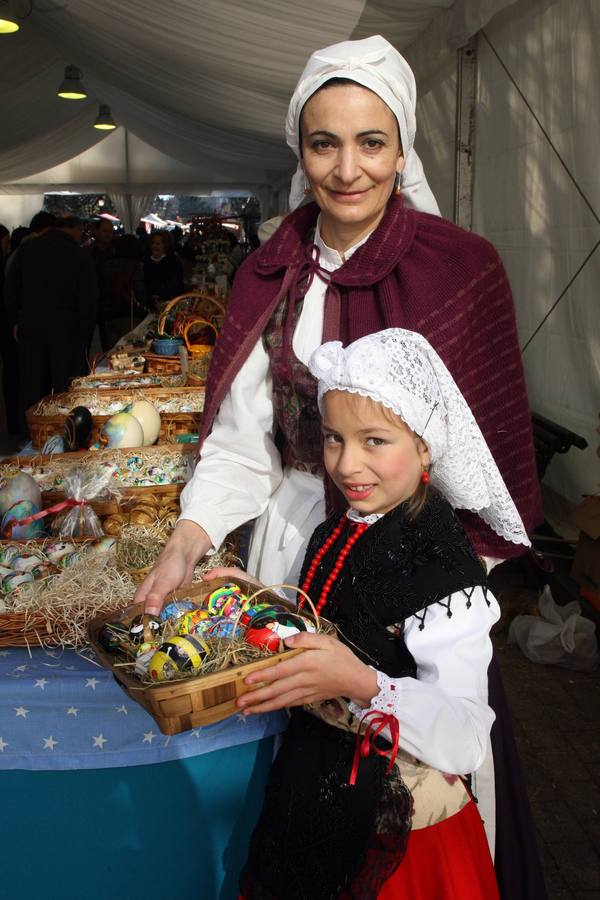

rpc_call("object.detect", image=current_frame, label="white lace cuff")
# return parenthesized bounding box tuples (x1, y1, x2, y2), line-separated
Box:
(348, 668, 396, 721)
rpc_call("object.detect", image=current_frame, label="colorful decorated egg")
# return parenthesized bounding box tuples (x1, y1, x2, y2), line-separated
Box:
(2, 571, 34, 594)
(245, 611, 315, 653)
(149, 635, 210, 682)
(100, 412, 144, 449)
(45, 540, 76, 563)
(58, 550, 83, 568)
(11, 554, 43, 573)
(176, 608, 211, 635)
(64, 406, 93, 451)
(0, 565, 12, 579)
(159, 599, 198, 622)
(90, 537, 117, 556)
(136, 640, 160, 657)
(97, 622, 129, 653)
(1, 500, 45, 539)
(206, 582, 249, 617)
(239, 603, 289, 627)
(31, 562, 57, 582)
(0, 545, 20, 566)
(0, 472, 42, 517)
(128, 614, 161, 644)
(123, 400, 161, 446)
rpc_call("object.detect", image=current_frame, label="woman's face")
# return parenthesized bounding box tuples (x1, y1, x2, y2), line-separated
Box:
(300, 84, 403, 243)
(150, 235, 165, 258)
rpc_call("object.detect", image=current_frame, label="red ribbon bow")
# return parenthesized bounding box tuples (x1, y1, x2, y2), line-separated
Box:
(3, 498, 87, 538)
(349, 710, 400, 787)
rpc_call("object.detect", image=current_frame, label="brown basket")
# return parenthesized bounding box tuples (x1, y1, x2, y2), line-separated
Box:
(144, 353, 184, 376)
(0, 445, 196, 531)
(26, 387, 204, 449)
(88, 577, 321, 734)
(0, 537, 110, 647)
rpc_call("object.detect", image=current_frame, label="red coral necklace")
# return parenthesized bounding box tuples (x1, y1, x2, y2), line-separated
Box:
(299, 514, 369, 615)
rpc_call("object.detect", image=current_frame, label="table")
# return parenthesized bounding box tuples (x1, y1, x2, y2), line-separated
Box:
(0, 646, 287, 899)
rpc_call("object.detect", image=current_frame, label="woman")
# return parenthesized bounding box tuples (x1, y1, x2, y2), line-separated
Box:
(143, 230, 183, 309)
(138, 35, 545, 898)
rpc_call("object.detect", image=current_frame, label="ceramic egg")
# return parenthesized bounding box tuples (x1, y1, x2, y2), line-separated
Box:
(2, 571, 34, 594)
(41, 435, 66, 455)
(45, 540, 76, 563)
(11, 554, 42, 573)
(64, 406, 94, 451)
(159, 599, 198, 623)
(0, 472, 42, 517)
(1, 500, 45, 540)
(123, 400, 161, 446)
(100, 412, 144, 449)
(148, 635, 210, 682)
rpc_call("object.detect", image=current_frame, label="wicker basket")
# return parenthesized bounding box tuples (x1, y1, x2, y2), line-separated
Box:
(144, 353, 184, 376)
(88, 577, 319, 734)
(0, 537, 111, 648)
(0, 445, 196, 532)
(26, 387, 204, 450)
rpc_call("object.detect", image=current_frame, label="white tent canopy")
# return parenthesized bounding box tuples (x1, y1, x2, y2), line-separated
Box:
(0, 0, 598, 504)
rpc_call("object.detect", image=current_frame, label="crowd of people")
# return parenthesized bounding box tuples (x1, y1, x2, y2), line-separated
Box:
(0, 213, 232, 435)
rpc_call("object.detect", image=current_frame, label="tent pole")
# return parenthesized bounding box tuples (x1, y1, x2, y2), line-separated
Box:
(124, 127, 132, 232)
(453, 35, 478, 231)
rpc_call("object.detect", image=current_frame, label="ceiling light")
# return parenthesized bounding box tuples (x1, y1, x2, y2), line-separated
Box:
(93, 104, 117, 130)
(57, 65, 87, 100)
(0, 1, 19, 33)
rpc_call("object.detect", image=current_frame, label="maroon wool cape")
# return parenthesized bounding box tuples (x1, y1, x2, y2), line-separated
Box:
(199, 195, 543, 561)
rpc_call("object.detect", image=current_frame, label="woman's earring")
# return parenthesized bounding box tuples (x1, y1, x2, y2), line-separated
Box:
(394, 172, 402, 195)
(303, 175, 311, 196)
(421, 466, 430, 484)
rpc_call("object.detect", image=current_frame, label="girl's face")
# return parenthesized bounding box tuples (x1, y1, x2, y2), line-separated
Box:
(321, 391, 429, 516)
(300, 83, 404, 245)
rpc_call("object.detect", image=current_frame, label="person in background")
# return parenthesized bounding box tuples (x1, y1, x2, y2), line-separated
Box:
(4, 215, 98, 427)
(143, 230, 183, 309)
(0, 224, 19, 434)
(100, 234, 148, 350)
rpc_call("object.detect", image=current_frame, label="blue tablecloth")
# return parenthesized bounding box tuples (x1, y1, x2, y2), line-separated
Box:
(0, 646, 287, 771)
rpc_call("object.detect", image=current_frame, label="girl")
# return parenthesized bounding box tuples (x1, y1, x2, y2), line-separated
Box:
(208, 328, 531, 899)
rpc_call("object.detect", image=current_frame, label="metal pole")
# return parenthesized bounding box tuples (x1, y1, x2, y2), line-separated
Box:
(453, 35, 478, 230)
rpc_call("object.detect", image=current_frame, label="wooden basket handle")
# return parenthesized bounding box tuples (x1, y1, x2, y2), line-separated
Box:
(183, 317, 218, 353)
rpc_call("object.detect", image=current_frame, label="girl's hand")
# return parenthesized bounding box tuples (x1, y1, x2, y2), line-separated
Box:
(201, 566, 263, 590)
(237, 632, 379, 715)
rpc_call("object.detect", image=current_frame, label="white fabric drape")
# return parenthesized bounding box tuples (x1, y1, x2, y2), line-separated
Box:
(110, 193, 155, 232)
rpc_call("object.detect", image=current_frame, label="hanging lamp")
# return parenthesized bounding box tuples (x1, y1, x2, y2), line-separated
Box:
(0, 0, 19, 33)
(93, 104, 117, 130)
(57, 65, 87, 100)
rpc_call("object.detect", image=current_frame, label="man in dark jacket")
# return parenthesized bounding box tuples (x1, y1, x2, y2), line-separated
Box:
(4, 215, 98, 428)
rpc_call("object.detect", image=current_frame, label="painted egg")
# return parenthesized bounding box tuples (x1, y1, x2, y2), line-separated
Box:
(58, 551, 83, 568)
(100, 412, 144, 450)
(12, 554, 43, 573)
(159, 599, 198, 622)
(0, 472, 42, 517)
(134, 648, 156, 677)
(202, 615, 241, 639)
(245, 611, 316, 653)
(31, 562, 56, 582)
(0, 545, 20, 565)
(177, 609, 213, 636)
(45, 540, 76, 563)
(64, 406, 94, 451)
(128, 614, 161, 644)
(136, 640, 160, 657)
(126, 456, 144, 472)
(239, 603, 289, 627)
(206, 582, 249, 617)
(41, 435, 66, 455)
(2, 571, 34, 594)
(123, 400, 161, 446)
(1, 500, 44, 540)
(97, 622, 129, 653)
(0, 565, 12, 578)
(90, 537, 116, 556)
(149, 635, 210, 682)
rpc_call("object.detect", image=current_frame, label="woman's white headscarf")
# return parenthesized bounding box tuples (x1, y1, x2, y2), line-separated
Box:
(286, 35, 440, 216)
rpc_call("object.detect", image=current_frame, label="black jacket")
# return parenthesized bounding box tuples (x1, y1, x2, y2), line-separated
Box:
(4, 230, 98, 338)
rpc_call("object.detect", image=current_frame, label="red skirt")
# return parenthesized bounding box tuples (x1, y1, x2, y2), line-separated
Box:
(378, 799, 499, 900)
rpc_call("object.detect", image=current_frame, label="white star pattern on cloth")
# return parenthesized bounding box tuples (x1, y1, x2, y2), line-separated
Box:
(92, 734, 107, 749)
(115, 705, 128, 714)
(142, 731, 156, 744)
(43, 736, 57, 750)
(66, 707, 80, 717)
(34, 678, 48, 690)
(14, 665, 28, 673)
(14, 707, 29, 718)
(190, 729, 202, 738)
(0, 737, 7, 751)
(0, 650, 10, 656)
(85, 678, 99, 690)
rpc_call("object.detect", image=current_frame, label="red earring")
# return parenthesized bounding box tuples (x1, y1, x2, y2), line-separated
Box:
(421, 468, 430, 484)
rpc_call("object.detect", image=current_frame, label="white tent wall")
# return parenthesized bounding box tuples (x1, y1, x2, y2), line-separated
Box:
(415, 0, 600, 505)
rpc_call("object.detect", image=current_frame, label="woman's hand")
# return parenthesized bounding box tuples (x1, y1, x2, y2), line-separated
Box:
(202, 566, 264, 590)
(237, 632, 379, 715)
(135, 520, 212, 615)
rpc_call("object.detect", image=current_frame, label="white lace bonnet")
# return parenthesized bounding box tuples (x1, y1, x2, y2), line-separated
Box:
(285, 34, 440, 216)
(309, 329, 531, 547)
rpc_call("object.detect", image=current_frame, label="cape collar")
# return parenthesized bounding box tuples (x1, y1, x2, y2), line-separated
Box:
(254, 194, 417, 287)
